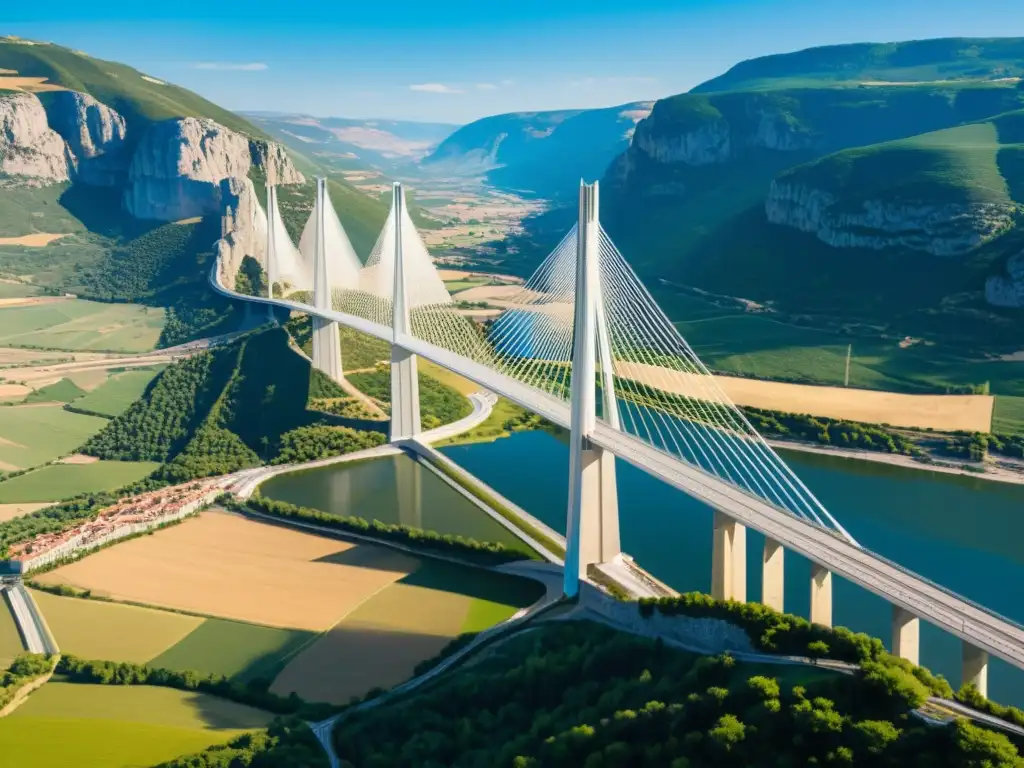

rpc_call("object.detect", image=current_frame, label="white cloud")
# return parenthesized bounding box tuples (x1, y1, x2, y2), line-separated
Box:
(475, 83, 498, 91)
(191, 62, 268, 71)
(409, 83, 463, 94)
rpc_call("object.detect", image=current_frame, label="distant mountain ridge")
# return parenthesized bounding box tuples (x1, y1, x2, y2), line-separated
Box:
(596, 36, 1024, 347)
(244, 112, 459, 172)
(422, 101, 653, 199)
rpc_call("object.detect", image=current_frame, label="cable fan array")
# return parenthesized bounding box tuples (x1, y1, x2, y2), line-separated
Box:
(595, 225, 854, 541)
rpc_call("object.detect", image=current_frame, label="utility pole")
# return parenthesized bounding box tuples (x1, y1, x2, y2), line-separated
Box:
(844, 344, 852, 388)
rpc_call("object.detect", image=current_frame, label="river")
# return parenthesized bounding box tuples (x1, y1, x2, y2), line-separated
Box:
(263, 430, 1024, 705)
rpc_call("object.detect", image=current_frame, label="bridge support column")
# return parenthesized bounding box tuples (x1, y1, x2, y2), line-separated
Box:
(809, 563, 832, 627)
(761, 537, 784, 611)
(310, 177, 344, 383)
(389, 182, 421, 443)
(962, 642, 989, 698)
(891, 606, 920, 665)
(711, 511, 746, 602)
(564, 181, 621, 598)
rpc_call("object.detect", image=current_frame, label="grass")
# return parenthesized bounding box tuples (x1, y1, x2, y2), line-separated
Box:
(30, 589, 204, 664)
(0, 460, 160, 502)
(444, 279, 488, 293)
(70, 369, 161, 417)
(0, 682, 272, 768)
(23, 377, 86, 404)
(0, 595, 25, 668)
(993, 395, 1024, 434)
(149, 619, 316, 683)
(0, 405, 108, 469)
(0, 282, 42, 299)
(0, 299, 165, 353)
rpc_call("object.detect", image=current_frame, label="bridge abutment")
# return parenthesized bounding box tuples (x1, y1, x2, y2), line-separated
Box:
(810, 563, 832, 627)
(962, 642, 989, 698)
(712, 511, 746, 602)
(761, 537, 784, 611)
(891, 606, 920, 665)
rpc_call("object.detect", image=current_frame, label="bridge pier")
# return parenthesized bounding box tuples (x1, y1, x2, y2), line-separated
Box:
(575, 446, 620, 572)
(389, 182, 421, 443)
(310, 177, 344, 384)
(810, 563, 832, 627)
(761, 537, 784, 611)
(712, 511, 746, 602)
(891, 606, 920, 665)
(962, 642, 989, 698)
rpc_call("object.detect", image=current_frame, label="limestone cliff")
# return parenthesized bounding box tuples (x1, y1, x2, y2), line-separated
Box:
(43, 90, 128, 186)
(0, 92, 74, 186)
(124, 117, 304, 221)
(215, 176, 267, 290)
(626, 105, 813, 170)
(766, 180, 1017, 256)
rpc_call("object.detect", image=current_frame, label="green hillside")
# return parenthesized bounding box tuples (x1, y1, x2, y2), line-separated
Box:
(692, 37, 1024, 93)
(0, 38, 267, 139)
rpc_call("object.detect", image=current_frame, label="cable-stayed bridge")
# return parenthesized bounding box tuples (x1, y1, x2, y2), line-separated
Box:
(210, 177, 1024, 696)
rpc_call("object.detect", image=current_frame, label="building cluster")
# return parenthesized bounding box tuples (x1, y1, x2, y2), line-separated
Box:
(7, 482, 220, 573)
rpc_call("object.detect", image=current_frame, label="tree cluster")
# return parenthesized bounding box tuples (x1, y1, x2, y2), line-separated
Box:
(271, 425, 385, 465)
(638, 594, 952, 697)
(155, 716, 328, 767)
(242, 496, 531, 565)
(347, 365, 473, 427)
(742, 408, 920, 456)
(0, 653, 56, 710)
(332, 622, 1022, 768)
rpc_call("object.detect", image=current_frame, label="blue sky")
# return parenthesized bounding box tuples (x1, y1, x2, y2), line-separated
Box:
(5, 0, 1022, 124)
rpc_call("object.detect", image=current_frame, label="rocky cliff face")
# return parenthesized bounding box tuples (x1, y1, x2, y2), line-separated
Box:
(215, 176, 267, 290)
(0, 92, 74, 186)
(43, 90, 128, 186)
(627, 107, 814, 170)
(125, 117, 303, 221)
(766, 180, 1017, 256)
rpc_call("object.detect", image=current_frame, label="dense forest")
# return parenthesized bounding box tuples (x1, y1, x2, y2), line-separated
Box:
(83, 327, 361, 480)
(156, 717, 328, 768)
(333, 621, 1022, 767)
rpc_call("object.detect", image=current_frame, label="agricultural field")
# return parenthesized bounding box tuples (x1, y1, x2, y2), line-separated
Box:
(0, 682, 272, 768)
(0, 460, 160, 503)
(270, 560, 544, 704)
(70, 368, 161, 417)
(0, 405, 107, 470)
(0, 281, 42, 299)
(993, 395, 1024, 435)
(0, 596, 25, 668)
(36, 511, 422, 631)
(31, 589, 314, 682)
(0, 503, 50, 522)
(0, 298, 165, 353)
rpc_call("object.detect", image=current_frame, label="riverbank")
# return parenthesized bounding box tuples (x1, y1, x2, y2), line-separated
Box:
(766, 438, 1024, 487)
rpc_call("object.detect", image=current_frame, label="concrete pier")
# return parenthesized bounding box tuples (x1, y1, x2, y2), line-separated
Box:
(891, 606, 920, 665)
(762, 537, 784, 611)
(810, 563, 832, 627)
(712, 511, 746, 602)
(962, 641, 989, 698)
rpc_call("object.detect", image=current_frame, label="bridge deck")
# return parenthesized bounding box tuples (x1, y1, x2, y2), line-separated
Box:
(210, 267, 1024, 671)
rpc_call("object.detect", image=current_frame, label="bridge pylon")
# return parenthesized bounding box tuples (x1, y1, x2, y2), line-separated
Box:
(265, 184, 280, 323)
(389, 182, 422, 442)
(563, 181, 621, 599)
(310, 177, 344, 383)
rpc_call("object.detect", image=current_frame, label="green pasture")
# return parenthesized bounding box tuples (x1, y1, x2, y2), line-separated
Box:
(0, 299, 165, 353)
(150, 619, 316, 683)
(0, 405, 108, 470)
(71, 368, 161, 417)
(0, 282, 42, 299)
(0, 682, 271, 768)
(23, 377, 86, 404)
(444, 279, 488, 293)
(0, 460, 160, 503)
(31, 589, 316, 682)
(30, 590, 204, 663)
(993, 395, 1024, 435)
